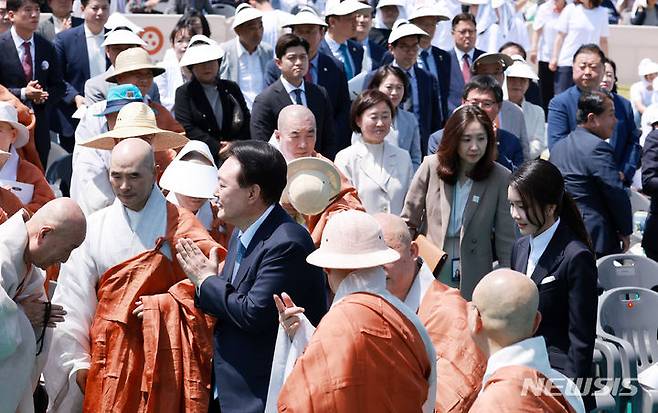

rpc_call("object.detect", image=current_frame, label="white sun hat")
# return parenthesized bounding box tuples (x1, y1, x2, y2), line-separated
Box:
(638, 58, 658, 77)
(232, 3, 263, 30)
(408, 4, 450, 21)
(0, 102, 29, 148)
(179, 35, 225, 67)
(325, 0, 371, 17)
(171, 140, 216, 167)
(159, 161, 218, 199)
(505, 55, 539, 81)
(283, 157, 342, 215)
(388, 19, 428, 44)
(101, 26, 146, 47)
(282, 6, 327, 28)
(105, 12, 143, 33)
(376, 0, 405, 8)
(307, 210, 400, 269)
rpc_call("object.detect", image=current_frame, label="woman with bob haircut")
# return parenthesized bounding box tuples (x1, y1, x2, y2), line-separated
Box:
(402, 105, 516, 300)
(508, 159, 597, 410)
(334, 89, 413, 216)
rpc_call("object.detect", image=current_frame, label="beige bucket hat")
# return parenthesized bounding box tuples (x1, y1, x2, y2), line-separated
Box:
(388, 20, 428, 44)
(232, 4, 263, 30)
(179, 35, 225, 68)
(80, 102, 188, 151)
(0, 101, 29, 148)
(106, 47, 165, 83)
(306, 210, 401, 269)
(282, 157, 342, 215)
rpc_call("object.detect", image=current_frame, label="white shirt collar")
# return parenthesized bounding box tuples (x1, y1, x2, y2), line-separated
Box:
(84, 23, 104, 38)
(454, 47, 474, 63)
(10, 26, 33, 48)
(237, 204, 275, 250)
(527, 218, 560, 275)
(280, 75, 305, 92)
(403, 262, 435, 313)
(393, 60, 415, 78)
(236, 39, 254, 59)
(324, 34, 343, 52)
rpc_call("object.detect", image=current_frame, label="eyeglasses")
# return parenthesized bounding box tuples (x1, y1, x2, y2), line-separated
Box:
(466, 99, 497, 109)
(454, 29, 476, 36)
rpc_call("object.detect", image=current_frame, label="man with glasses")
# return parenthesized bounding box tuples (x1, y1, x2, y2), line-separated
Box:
(428, 75, 524, 172)
(447, 13, 485, 112)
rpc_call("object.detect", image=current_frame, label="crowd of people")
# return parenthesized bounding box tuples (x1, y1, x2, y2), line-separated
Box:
(0, 0, 657, 412)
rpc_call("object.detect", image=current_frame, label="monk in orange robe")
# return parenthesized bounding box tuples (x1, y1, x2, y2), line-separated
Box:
(467, 269, 585, 413)
(44, 139, 224, 413)
(268, 210, 436, 412)
(0, 84, 42, 171)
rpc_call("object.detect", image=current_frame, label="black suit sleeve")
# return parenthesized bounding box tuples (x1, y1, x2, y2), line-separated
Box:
(333, 67, 352, 153)
(43, 43, 65, 108)
(249, 92, 276, 142)
(174, 84, 221, 158)
(264, 60, 280, 87)
(54, 34, 78, 104)
(591, 141, 633, 236)
(642, 131, 658, 195)
(430, 75, 443, 131)
(316, 84, 337, 160)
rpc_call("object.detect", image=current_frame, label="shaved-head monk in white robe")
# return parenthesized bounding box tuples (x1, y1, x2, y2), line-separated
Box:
(44, 139, 223, 413)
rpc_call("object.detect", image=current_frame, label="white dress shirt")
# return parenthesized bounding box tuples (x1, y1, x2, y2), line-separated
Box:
(11, 26, 35, 101)
(84, 24, 106, 78)
(236, 41, 265, 110)
(280, 76, 307, 106)
(526, 218, 560, 277)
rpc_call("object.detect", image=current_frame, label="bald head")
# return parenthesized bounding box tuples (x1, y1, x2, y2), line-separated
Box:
(276, 105, 317, 162)
(471, 269, 540, 350)
(374, 213, 417, 301)
(110, 138, 156, 211)
(374, 213, 412, 248)
(111, 138, 155, 170)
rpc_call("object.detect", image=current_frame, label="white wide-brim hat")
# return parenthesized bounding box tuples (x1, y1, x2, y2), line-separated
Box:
(105, 12, 143, 33)
(106, 48, 165, 82)
(306, 210, 401, 269)
(159, 161, 218, 198)
(505, 55, 539, 80)
(282, 7, 327, 28)
(325, 0, 371, 17)
(232, 4, 263, 30)
(388, 20, 428, 44)
(80, 102, 188, 151)
(102, 27, 146, 47)
(0, 101, 29, 148)
(179, 34, 224, 67)
(377, 0, 405, 8)
(408, 5, 450, 21)
(459, 0, 488, 5)
(638, 58, 658, 77)
(282, 157, 342, 215)
(473, 52, 514, 71)
(172, 140, 216, 167)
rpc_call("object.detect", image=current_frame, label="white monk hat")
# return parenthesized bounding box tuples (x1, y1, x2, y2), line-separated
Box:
(81, 102, 188, 151)
(106, 48, 165, 82)
(283, 157, 342, 215)
(473, 52, 514, 71)
(179, 35, 224, 67)
(505, 55, 539, 81)
(306, 210, 400, 269)
(159, 161, 218, 199)
(102, 26, 147, 47)
(325, 0, 371, 17)
(388, 19, 428, 44)
(232, 3, 263, 30)
(171, 140, 216, 167)
(282, 6, 327, 28)
(0, 102, 29, 148)
(408, 4, 450, 21)
(638, 58, 658, 77)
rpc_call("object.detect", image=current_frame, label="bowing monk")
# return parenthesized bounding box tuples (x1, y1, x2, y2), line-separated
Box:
(0, 198, 85, 413)
(273, 105, 363, 246)
(468, 269, 586, 413)
(44, 139, 223, 413)
(268, 210, 437, 412)
(374, 213, 486, 413)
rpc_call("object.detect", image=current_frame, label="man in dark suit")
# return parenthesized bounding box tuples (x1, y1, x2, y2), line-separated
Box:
(550, 90, 633, 257)
(37, 0, 83, 42)
(176, 140, 328, 413)
(0, 0, 65, 168)
(447, 13, 485, 113)
(351, 4, 385, 71)
(547, 45, 641, 187)
(54, 0, 110, 151)
(251, 34, 337, 159)
(265, 8, 352, 152)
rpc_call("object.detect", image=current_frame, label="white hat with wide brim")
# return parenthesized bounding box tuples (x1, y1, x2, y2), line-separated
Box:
(307, 210, 400, 269)
(325, 0, 371, 17)
(179, 35, 225, 67)
(638, 58, 658, 77)
(505, 55, 538, 80)
(282, 157, 342, 215)
(377, 0, 405, 8)
(282, 8, 327, 28)
(104, 12, 143, 33)
(159, 161, 218, 198)
(0, 101, 29, 148)
(172, 140, 216, 167)
(102, 28, 146, 47)
(473, 52, 514, 70)
(232, 4, 263, 30)
(80, 102, 188, 151)
(388, 20, 428, 44)
(106, 48, 165, 82)
(408, 5, 450, 21)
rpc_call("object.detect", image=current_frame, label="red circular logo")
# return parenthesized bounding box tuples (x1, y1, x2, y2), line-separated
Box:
(140, 26, 164, 56)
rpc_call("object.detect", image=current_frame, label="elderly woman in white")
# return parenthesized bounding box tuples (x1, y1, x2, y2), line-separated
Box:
(335, 89, 413, 215)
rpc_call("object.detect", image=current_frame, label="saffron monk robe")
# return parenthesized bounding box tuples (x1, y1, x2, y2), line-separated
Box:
(44, 139, 225, 413)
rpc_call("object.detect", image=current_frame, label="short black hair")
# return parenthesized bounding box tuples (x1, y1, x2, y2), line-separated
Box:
(169, 15, 194, 44)
(498, 41, 526, 59)
(81, 0, 111, 7)
(452, 12, 476, 29)
(350, 89, 395, 134)
(463, 75, 504, 103)
(7, 0, 40, 11)
(275, 33, 309, 59)
(576, 90, 613, 124)
(182, 9, 211, 37)
(603, 57, 618, 94)
(572, 43, 605, 64)
(221, 141, 287, 206)
(366, 64, 409, 104)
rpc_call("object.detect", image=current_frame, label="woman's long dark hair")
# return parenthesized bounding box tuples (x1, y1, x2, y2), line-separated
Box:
(510, 159, 593, 252)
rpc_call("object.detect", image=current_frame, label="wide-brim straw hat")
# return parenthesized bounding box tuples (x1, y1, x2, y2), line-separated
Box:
(505, 55, 539, 80)
(106, 47, 165, 83)
(171, 140, 216, 167)
(408, 4, 450, 21)
(232, 4, 263, 30)
(159, 161, 218, 198)
(388, 20, 428, 44)
(179, 35, 225, 67)
(0, 101, 29, 148)
(473, 52, 514, 71)
(80, 102, 188, 151)
(307, 210, 400, 269)
(282, 7, 327, 28)
(325, 0, 371, 17)
(101, 27, 146, 47)
(282, 157, 342, 215)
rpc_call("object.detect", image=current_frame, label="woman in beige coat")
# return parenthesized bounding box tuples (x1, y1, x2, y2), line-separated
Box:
(402, 105, 516, 300)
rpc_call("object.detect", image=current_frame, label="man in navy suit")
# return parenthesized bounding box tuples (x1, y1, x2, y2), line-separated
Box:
(54, 0, 110, 151)
(0, 0, 65, 168)
(352, 4, 385, 71)
(547, 44, 641, 187)
(37, 0, 84, 42)
(265, 8, 352, 152)
(447, 13, 485, 113)
(176, 141, 327, 413)
(550, 90, 632, 257)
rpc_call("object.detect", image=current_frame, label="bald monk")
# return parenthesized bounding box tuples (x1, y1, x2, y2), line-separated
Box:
(373, 213, 486, 413)
(273, 105, 363, 246)
(268, 210, 436, 412)
(0, 198, 86, 413)
(44, 139, 224, 413)
(468, 269, 585, 413)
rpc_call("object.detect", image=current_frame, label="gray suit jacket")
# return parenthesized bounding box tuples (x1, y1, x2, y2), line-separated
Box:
(395, 108, 422, 171)
(84, 66, 161, 105)
(500, 100, 529, 161)
(401, 155, 516, 300)
(36, 16, 83, 43)
(219, 38, 273, 84)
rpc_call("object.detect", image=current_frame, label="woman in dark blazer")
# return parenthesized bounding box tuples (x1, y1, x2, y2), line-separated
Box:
(174, 35, 250, 164)
(508, 159, 597, 409)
